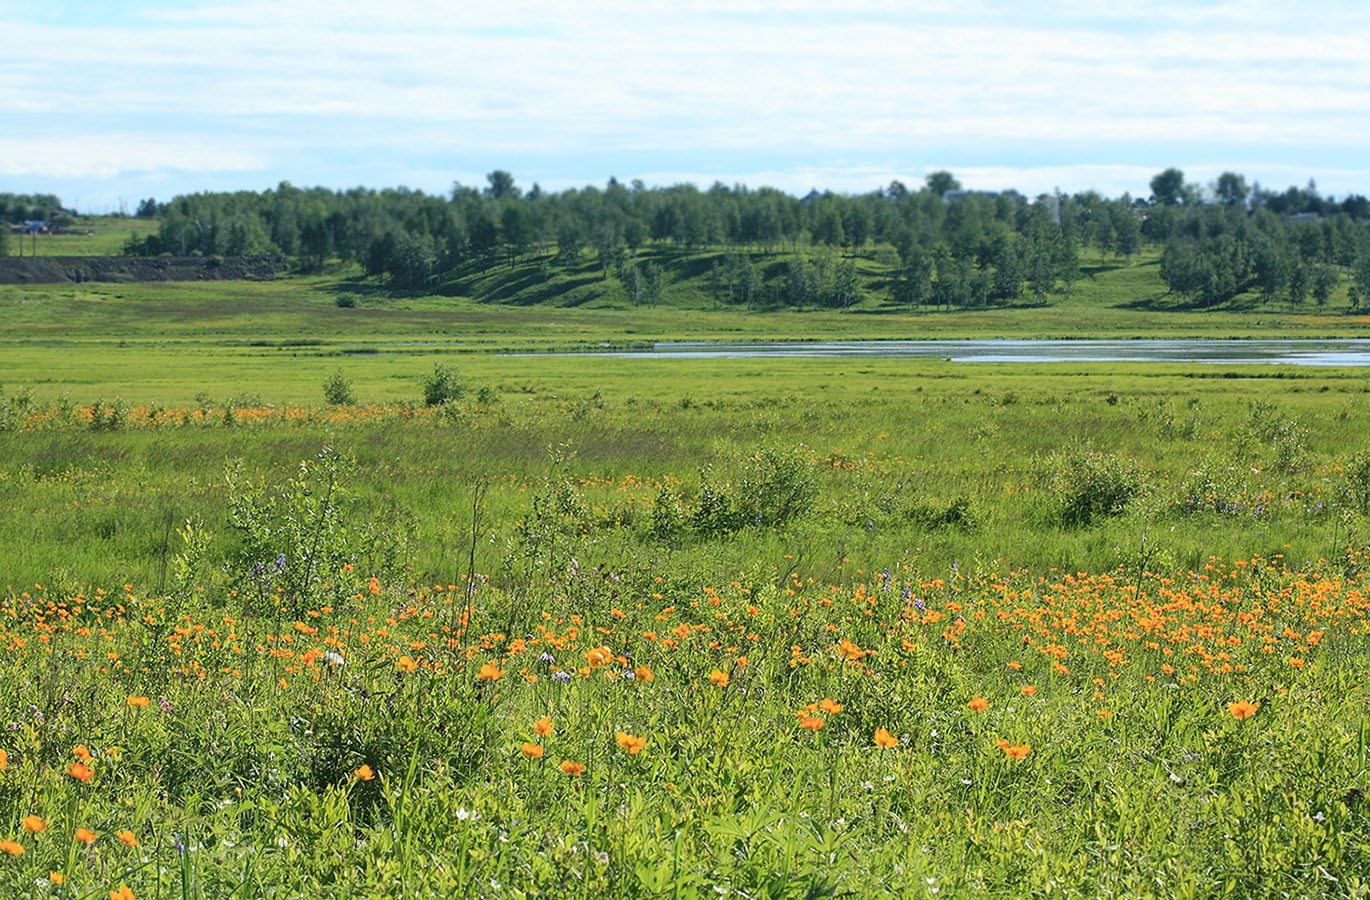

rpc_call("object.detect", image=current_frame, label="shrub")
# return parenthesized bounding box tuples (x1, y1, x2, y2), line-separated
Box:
(422, 363, 465, 407)
(1049, 448, 1146, 527)
(223, 446, 415, 614)
(1346, 448, 1370, 512)
(322, 369, 355, 405)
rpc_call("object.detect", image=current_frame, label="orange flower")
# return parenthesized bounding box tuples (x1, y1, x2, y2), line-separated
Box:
(521, 743, 545, 759)
(1020, 685, 1037, 696)
(968, 696, 989, 712)
(1229, 700, 1260, 720)
(49, 872, 64, 886)
(534, 716, 553, 736)
(22, 815, 45, 834)
(837, 639, 866, 660)
(1288, 657, 1305, 668)
(73, 745, 93, 763)
(75, 828, 96, 844)
(477, 662, 503, 682)
(708, 670, 729, 687)
(616, 732, 647, 754)
(1096, 710, 1114, 719)
(396, 655, 419, 673)
(633, 665, 654, 683)
(799, 716, 825, 731)
(1004, 743, 1032, 761)
(0, 749, 7, 769)
(874, 728, 898, 749)
(818, 698, 843, 715)
(561, 760, 585, 776)
(69, 762, 93, 782)
(0, 840, 21, 855)
(127, 696, 150, 708)
(1007, 660, 1022, 670)
(354, 764, 375, 781)
(585, 647, 613, 669)
(994, 738, 1010, 750)
(117, 829, 138, 847)
(110, 886, 135, 900)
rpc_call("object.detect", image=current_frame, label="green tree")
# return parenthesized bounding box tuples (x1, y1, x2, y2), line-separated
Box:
(1111, 204, 1142, 262)
(925, 171, 961, 196)
(642, 261, 664, 306)
(1311, 263, 1336, 310)
(1214, 172, 1249, 207)
(1149, 168, 1188, 206)
(485, 170, 519, 200)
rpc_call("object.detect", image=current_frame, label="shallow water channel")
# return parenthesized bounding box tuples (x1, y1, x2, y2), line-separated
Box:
(527, 339, 1370, 366)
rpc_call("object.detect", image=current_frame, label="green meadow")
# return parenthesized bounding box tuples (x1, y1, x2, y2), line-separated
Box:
(0, 274, 1368, 897)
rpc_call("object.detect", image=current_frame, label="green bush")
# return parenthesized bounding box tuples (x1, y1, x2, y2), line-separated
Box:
(1049, 448, 1146, 527)
(422, 363, 465, 407)
(322, 368, 356, 405)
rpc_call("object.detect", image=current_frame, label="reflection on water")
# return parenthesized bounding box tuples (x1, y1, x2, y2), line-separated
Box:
(542, 339, 1370, 366)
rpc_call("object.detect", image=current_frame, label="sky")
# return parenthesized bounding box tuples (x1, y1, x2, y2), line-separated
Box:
(3, 0, 1369, 212)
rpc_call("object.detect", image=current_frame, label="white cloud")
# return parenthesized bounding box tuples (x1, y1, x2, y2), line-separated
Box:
(3, 1, 1370, 196)
(0, 136, 266, 178)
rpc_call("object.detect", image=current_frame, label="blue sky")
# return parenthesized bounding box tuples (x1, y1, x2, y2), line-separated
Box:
(4, 0, 1369, 211)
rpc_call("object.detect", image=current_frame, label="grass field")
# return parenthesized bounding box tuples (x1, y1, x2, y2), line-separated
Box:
(9, 216, 147, 257)
(0, 275, 1368, 897)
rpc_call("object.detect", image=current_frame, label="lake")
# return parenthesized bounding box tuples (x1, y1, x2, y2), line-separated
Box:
(530, 339, 1370, 366)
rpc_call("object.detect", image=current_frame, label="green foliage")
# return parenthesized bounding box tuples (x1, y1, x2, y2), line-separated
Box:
(1048, 447, 1147, 527)
(223, 446, 413, 613)
(421, 363, 465, 407)
(322, 368, 355, 405)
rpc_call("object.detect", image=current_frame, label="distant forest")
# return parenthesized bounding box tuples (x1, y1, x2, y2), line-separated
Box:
(5, 168, 1370, 310)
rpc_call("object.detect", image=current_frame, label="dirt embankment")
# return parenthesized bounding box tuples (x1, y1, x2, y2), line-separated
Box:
(0, 255, 283, 285)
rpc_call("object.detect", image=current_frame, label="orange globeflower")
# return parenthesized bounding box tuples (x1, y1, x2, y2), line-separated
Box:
(818, 698, 843, 714)
(1004, 744, 1032, 761)
(968, 696, 989, 712)
(396, 655, 419, 673)
(837, 639, 866, 661)
(708, 670, 729, 687)
(75, 828, 96, 844)
(49, 872, 64, 886)
(73, 745, 93, 763)
(534, 716, 553, 736)
(521, 743, 545, 759)
(585, 647, 613, 669)
(1229, 700, 1260, 720)
(799, 716, 825, 731)
(354, 764, 375, 781)
(0, 840, 21, 855)
(633, 665, 654, 683)
(874, 728, 898, 749)
(116, 830, 137, 847)
(477, 663, 503, 682)
(110, 886, 135, 900)
(69, 762, 93, 782)
(0, 749, 8, 769)
(1020, 685, 1037, 696)
(560, 760, 585, 776)
(616, 732, 647, 754)
(127, 696, 150, 708)
(22, 816, 45, 833)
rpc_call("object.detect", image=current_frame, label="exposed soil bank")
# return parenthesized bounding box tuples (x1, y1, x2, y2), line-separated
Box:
(0, 255, 283, 284)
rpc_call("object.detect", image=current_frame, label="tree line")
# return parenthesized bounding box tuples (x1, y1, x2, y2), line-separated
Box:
(8, 171, 1370, 311)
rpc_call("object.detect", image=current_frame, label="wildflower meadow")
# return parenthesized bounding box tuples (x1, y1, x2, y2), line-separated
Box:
(0, 352, 1368, 898)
